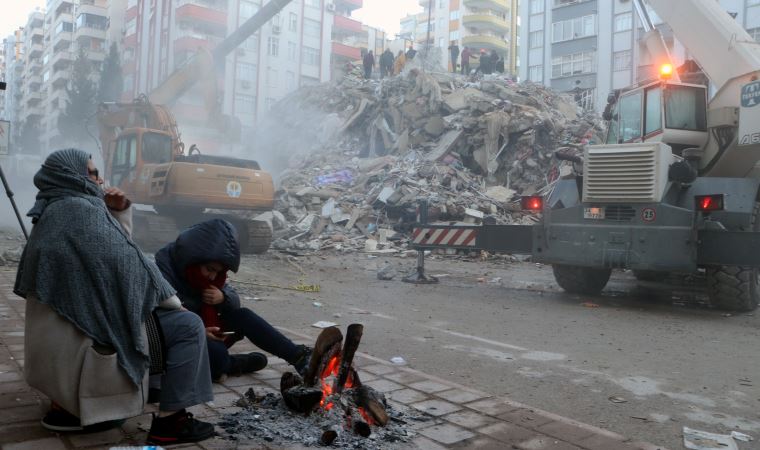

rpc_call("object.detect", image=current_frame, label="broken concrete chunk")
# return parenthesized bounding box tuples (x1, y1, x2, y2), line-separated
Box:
(424, 116, 446, 137)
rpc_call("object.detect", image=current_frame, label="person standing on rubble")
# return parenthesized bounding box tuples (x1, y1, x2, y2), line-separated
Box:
(491, 50, 504, 74)
(380, 48, 394, 78)
(363, 50, 375, 80)
(15, 149, 215, 445)
(477, 49, 493, 75)
(154, 219, 312, 382)
(394, 49, 407, 75)
(461, 47, 471, 75)
(448, 41, 460, 73)
(406, 44, 417, 60)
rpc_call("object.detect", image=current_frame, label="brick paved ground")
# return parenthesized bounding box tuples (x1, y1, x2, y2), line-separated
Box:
(0, 268, 666, 450)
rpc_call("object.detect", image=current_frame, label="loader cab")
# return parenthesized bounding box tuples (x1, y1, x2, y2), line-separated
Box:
(605, 81, 708, 155)
(106, 129, 174, 189)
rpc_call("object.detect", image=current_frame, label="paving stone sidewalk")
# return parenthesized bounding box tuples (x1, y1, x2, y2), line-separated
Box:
(0, 268, 666, 450)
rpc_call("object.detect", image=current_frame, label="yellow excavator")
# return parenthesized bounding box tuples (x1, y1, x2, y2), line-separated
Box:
(97, 0, 293, 253)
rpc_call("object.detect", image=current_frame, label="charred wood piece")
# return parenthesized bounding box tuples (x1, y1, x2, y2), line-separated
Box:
(280, 372, 322, 414)
(354, 385, 389, 426)
(345, 407, 371, 438)
(304, 326, 343, 387)
(319, 429, 338, 445)
(334, 323, 363, 393)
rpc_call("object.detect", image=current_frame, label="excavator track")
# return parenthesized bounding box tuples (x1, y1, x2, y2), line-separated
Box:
(132, 211, 181, 253)
(243, 219, 272, 254)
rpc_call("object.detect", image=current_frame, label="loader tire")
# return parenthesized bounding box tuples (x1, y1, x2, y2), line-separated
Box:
(706, 202, 760, 312)
(243, 220, 272, 254)
(633, 270, 668, 282)
(552, 264, 611, 296)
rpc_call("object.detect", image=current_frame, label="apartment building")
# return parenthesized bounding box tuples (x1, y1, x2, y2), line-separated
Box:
(518, 0, 760, 113)
(331, 0, 364, 79)
(2, 30, 24, 133)
(18, 11, 45, 148)
(402, 0, 519, 74)
(121, 0, 333, 149)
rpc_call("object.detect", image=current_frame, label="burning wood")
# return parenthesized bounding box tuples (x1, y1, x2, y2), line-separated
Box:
(334, 323, 363, 393)
(278, 323, 390, 439)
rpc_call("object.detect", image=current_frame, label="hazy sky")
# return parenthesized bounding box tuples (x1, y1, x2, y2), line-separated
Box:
(353, 0, 422, 37)
(1, 0, 420, 41)
(1, 1, 45, 39)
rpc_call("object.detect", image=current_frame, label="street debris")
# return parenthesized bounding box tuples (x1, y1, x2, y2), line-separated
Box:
(581, 302, 601, 308)
(312, 321, 338, 329)
(683, 426, 739, 450)
(259, 70, 603, 255)
(730, 431, 752, 442)
(389, 356, 407, 365)
(608, 396, 628, 404)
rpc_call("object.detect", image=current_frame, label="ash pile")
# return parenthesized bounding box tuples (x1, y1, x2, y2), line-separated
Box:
(254, 70, 604, 253)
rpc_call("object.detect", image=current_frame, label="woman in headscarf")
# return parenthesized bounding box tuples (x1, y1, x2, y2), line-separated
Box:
(15, 149, 215, 445)
(393, 49, 407, 76)
(154, 219, 311, 381)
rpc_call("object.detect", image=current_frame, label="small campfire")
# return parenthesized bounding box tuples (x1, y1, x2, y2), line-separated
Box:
(218, 324, 424, 448)
(280, 324, 389, 444)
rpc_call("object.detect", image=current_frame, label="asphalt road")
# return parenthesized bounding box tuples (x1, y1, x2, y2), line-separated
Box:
(231, 252, 760, 449)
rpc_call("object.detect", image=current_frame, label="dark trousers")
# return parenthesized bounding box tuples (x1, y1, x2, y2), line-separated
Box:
(364, 66, 372, 79)
(461, 62, 470, 75)
(207, 307, 300, 379)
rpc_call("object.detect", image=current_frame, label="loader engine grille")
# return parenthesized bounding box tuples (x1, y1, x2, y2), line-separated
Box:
(605, 205, 636, 221)
(582, 144, 671, 203)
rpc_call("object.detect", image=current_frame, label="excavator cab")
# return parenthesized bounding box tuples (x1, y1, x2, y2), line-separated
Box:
(605, 80, 709, 155)
(105, 128, 174, 195)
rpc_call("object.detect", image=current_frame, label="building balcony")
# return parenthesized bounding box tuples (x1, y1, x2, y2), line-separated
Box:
(174, 35, 216, 53)
(335, 0, 363, 12)
(125, 5, 138, 20)
(463, 0, 509, 13)
(77, 3, 107, 17)
(29, 25, 44, 39)
(332, 41, 361, 60)
(51, 51, 73, 71)
(25, 92, 43, 106)
(75, 26, 107, 41)
(29, 43, 44, 58)
(123, 33, 138, 47)
(27, 75, 42, 88)
(51, 69, 69, 88)
(462, 34, 508, 52)
(176, 3, 227, 29)
(333, 15, 364, 35)
(85, 48, 107, 62)
(463, 14, 509, 33)
(24, 105, 43, 119)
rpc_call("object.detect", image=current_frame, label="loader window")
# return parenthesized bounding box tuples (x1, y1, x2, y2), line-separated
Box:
(111, 136, 137, 187)
(644, 86, 662, 135)
(664, 85, 707, 131)
(605, 103, 619, 144)
(619, 91, 643, 142)
(142, 133, 172, 164)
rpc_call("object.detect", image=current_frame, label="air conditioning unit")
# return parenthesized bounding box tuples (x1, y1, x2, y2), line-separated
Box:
(326, 3, 336, 12)
(272, 25, 281, 34)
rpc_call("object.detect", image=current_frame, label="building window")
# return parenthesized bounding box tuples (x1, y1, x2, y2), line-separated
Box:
(304, 18, 320, 38)
(76, 13, 108, 30)
(614, 12, 632, 32)
(267, 36, 279, 56)
(613, 50, 631, 71)
(529, 0, 544, 15)
(42, 70, 49, 82)
(749, 0, 760, 5)
(55, 21, 73, 35)
(302, 46, 320, 66)
(551, 51, 596, 78)
(304, 0, 320, 8)
(240, 0, 258, 20)
(286, 70, 296, 90)
(529, 30, 543, 49)
(551, 15, 596, 43)
(528, 64, 543, 82)
(450, 30, 460, 41)
(450, 10, 460, 20)
(125, 17, 136, 36)
(265, 97, 276, 110)
(267, 68, 278, 87)
(288, 41, 297, 61)
(236, 62, 257, 82)
(244, 35, 259, 52)
(235, 94, 256, 114)
(289, 13, 298, 32)
(748, 27, 760, 42)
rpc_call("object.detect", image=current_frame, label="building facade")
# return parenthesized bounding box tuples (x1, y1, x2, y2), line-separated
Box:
(518, 0, 760, 113)
(403, 0, 519, 74)
(2, 30, 24, 138)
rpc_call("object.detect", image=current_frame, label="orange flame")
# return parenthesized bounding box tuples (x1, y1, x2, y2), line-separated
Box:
(358, 407, 375, 425)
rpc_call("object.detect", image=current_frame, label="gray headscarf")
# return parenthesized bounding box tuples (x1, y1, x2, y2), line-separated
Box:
(14, 148, 176, 386)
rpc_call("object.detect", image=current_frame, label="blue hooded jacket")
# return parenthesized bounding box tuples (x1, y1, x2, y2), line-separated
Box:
(155, 219, 242, 315)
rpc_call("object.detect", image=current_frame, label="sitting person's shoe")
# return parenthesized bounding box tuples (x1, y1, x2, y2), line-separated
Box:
(146, 409, 215, 445)
(41, 403, 125, 433)
(291, 344, 312, 377)
(228, 352, 268, 376)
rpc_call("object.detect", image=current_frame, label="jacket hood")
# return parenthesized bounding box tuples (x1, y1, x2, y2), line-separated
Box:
(168, 219, 241, 274)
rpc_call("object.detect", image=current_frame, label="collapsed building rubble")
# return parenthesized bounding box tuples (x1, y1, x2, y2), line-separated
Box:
(253, 70, 604, 254)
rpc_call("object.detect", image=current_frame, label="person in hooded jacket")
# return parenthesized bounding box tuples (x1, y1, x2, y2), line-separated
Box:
(155, 219, 312, 381)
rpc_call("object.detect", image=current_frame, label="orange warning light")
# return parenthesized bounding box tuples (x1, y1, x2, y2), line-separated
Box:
(659, 63, 674, 79)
